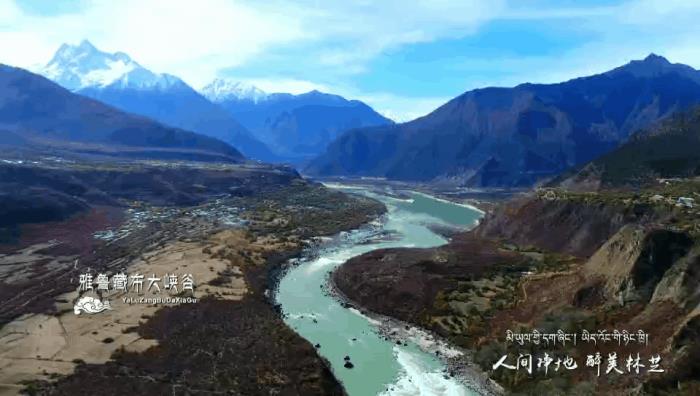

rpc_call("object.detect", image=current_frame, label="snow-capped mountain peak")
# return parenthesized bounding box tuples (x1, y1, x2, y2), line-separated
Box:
(201, 78, 268, 103)
(41, 40, 185, 91)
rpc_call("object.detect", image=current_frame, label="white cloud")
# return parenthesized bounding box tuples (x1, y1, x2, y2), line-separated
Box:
(0, 0, 21, 22)
(501, 5, 618, 20)
(3, 0, 700, 121)
(0, 0, 309, 86)
(445, 0, 700, 91)
(619, 0, 700, 24)
(0, 0, 509, 121)
(305, 0, 507, 70)
(0, 0, 505, 86)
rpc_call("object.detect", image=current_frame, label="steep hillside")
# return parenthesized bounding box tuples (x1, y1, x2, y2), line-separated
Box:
(79, 86, 274, 160)
(561, 105, 700, 189)
(475, 190, 665, 257)
(308, 54, 700, 187)
(0, 64, 243, 162)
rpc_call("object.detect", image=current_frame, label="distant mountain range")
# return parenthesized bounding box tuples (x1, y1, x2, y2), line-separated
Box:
(40, 40, 391, 163)
(307, 54, 700, 187)
(0, 64, 243, 162)
(40, 40, 274, 161)
(202, 80, 393, 161)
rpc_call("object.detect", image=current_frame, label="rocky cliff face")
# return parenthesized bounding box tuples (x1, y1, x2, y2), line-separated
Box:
(651, 248, 700, 309)
(582, 225, 694, 305)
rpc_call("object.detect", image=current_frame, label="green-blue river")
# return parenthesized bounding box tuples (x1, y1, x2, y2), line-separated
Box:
(275, 185, 484, 395)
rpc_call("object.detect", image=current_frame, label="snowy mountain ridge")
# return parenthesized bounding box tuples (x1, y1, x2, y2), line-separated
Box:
(41, 39, 186, 91)
(201, 78, 269, 103)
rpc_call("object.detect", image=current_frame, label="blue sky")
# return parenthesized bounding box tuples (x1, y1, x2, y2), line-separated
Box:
(2, 0, 700, 121)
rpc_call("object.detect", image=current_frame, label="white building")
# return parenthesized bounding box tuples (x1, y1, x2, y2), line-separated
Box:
(677, 197, 695, 208)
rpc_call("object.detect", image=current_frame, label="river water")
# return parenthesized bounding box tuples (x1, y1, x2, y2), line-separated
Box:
(275, 186, 484, 395)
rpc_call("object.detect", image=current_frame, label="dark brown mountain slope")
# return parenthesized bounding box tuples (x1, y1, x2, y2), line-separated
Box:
(309, 55, 700, 187)
(0, 64, 243, 162)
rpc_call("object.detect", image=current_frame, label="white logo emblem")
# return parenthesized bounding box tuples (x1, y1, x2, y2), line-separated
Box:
(73, 296, 112, 315)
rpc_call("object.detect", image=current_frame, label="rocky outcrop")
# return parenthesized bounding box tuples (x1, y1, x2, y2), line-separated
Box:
(583, 225, 694, 304)
(651, 248, 700, 309)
